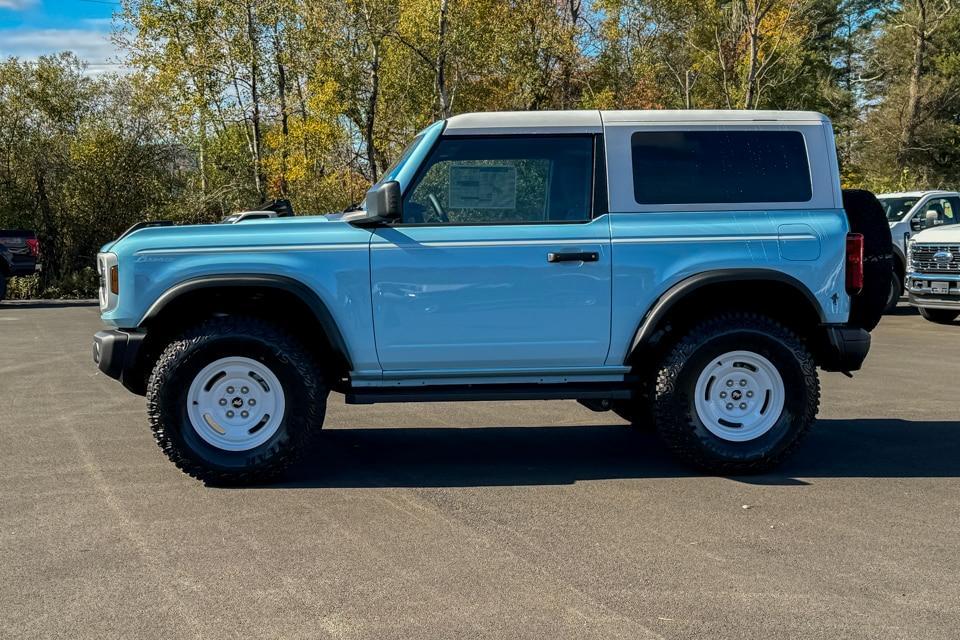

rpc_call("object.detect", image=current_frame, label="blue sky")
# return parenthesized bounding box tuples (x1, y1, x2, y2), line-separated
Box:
(0, 0, 122, 74)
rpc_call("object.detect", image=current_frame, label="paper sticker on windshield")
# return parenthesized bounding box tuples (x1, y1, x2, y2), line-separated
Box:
(449, 165, 516, 209)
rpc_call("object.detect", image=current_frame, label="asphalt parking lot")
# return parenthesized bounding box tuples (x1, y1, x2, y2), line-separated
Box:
(2, 302, 959, 639)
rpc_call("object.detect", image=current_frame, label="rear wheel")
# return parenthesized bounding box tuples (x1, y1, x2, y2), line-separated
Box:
(147, 316, 327, 485)
(918, 307, 959, 324)
(653, 313, 819, 474)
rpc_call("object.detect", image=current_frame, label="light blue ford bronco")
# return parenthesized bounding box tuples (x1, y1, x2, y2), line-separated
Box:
(93, 110, 890, 484)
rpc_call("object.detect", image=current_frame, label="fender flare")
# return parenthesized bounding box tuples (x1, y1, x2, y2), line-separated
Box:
(139, 273, 353, 369)
(627, 269, 826, 359)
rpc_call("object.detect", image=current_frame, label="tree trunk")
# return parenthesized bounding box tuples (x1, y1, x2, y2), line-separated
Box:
(366, 44, 381, 182)
(436, 0, 451, 118)
(743, 24, 760, 109)
(273, 27, 290, 197)
(245, 0, 265, 201)
(198, 110, 208, 196)
(899, 1, 928, 170)
(33, 167, 57, 286)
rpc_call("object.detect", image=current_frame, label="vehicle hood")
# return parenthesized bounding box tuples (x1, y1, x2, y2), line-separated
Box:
(99, 213, 363, 255)
(911, 225, 960, 243)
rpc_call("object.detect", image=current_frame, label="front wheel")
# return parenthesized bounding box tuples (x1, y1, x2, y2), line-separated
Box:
(918, 307, 959, 324)
(884, 269, 903, 313)
(146, 316, 327, 485)
(653, 313, 819, 474)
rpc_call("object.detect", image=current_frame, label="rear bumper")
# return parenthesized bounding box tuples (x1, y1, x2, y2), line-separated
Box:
(818, 325, 871, 373)
(93, 329, 146, 394)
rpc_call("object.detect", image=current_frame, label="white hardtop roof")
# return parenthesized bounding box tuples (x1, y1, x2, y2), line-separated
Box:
(877, 190, 958, 198)
(443, 109, 830, 134)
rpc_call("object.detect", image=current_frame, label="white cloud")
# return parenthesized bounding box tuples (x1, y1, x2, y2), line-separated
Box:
(0, 0, 37, 10)
(0, 28, 126, 75)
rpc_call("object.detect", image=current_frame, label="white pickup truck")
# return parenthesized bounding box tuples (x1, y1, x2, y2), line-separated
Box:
(878, 191, 960, 311)
(907, 222, 960, 324)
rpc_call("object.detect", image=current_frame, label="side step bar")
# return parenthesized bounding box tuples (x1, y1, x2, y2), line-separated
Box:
(344, 383, 632, 405)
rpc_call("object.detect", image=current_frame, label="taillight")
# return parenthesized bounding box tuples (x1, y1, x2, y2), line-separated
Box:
(25, 238, 39, 257)
(846, 233, 864, 294)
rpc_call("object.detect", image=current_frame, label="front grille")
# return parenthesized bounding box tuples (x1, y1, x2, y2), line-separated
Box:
(911, 243, 960, 273)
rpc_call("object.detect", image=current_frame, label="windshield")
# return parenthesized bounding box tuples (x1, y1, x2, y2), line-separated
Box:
(879, 196, 919, 222)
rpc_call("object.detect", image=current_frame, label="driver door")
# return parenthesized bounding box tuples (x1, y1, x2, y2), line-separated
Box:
(369, 134, 612, 372)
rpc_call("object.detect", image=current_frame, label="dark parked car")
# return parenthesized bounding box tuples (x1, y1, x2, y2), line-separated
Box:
(0, 229, 40, 300)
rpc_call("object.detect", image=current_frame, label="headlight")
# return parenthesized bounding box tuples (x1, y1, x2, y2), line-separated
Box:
(97, 252, 119, 312)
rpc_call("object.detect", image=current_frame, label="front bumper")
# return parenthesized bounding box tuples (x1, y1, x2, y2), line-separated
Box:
(818, 325, 871, 373)
(93, 329, 146, 394)
(906, 272, 960, 310)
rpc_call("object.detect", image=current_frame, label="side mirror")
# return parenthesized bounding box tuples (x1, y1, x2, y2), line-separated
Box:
(363, 180, 402, 223)
(926, 210, 940, 227)
(911, 216, 924, 232)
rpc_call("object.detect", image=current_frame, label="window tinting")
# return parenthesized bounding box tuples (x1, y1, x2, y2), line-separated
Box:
(403, 136, 593, 224)
(630, 130, 812, 205)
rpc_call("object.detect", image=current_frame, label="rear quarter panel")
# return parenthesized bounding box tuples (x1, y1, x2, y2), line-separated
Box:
(605, 210, 850, 364)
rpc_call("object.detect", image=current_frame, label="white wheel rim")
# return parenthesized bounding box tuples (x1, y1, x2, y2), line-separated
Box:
(186, 356, 286, 452)
(693, 350, 785, 442)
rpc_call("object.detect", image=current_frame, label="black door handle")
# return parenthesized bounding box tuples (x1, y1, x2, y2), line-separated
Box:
(547, 251, 599, 263)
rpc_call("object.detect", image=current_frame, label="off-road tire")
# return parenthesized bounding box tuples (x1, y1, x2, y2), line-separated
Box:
(918, 307, 959, 324)
(653, 313, 820, 474)
(842, 189, 894, 331)
(146, 316, 327, 485)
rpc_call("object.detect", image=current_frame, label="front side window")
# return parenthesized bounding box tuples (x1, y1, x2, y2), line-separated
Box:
(631, 130, 812, 205)
(919, 197, 960, 226)
(402, 136, 594, 224)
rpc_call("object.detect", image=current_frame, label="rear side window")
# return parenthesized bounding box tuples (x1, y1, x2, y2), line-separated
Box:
(630, 130, 812, 205)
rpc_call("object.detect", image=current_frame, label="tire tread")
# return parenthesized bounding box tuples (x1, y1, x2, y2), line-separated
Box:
(653, 312, 820, 474)
(146, 315, 326, 485)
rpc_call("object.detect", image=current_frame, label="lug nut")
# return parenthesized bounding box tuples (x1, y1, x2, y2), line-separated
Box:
(739, 403, 747, 410)
(248, 399, 256, 406)
(726, 403, 734, 410)
(241, 386, 249, 394)
(226, 410, 234, 418)
(726, 380, 734, 387)
(241, 410, 249, 418)
(739, 379, 747, 387)
(746, 391, 754, 398)
(720, 391, 727, 398)
(226, 386, 235, 394)
(219, 398, 227, 406)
